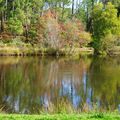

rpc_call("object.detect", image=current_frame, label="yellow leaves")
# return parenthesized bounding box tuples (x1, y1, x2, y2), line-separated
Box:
(79, 32, 91, 42)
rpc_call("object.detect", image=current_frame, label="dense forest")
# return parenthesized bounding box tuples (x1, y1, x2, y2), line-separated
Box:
(0, 0, 120, 55)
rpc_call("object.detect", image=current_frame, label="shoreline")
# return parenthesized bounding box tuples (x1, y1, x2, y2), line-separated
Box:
(0, 46, 94, 56)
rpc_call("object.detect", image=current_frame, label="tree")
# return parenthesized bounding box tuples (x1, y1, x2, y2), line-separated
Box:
(0, 0, 5, 32)
(92, 2, 120, 54)
(61, 0, 71, 20)
(8, 17, 23, 36)
(110, 0, 120, 17)
(0, 0, 92, 50)
(76, 0, 96, 31)
(8, 0, 43, 41)
(72, 0, 75, 15)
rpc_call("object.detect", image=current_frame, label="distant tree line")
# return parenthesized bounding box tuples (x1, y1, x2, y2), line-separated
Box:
(0, 0, 120, 54)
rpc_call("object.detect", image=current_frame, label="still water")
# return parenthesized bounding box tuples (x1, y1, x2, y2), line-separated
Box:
(0, 56, 120, 113)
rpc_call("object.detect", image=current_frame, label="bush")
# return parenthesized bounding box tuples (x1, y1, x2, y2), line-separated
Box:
(37, 10, 91, 50)
(61, 18, 91, 48)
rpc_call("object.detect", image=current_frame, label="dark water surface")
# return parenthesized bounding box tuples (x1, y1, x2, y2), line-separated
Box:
(0, 56, 120, 113)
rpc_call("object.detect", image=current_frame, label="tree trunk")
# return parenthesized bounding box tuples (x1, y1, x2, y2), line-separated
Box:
(117, 6, 120, 17)
(72, 0, 75, 15)
(62, 2, 65, 19)
(25, 24, 28, 42)
(5, 0, 8, 20)
(1, 11, 4, 33)
(86, 4, 89, 31)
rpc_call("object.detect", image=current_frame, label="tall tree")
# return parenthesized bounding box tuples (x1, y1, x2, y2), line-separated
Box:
(92, 2, 120, 54)
(72, 0, 75, 15)
(0, 0, 6, 32)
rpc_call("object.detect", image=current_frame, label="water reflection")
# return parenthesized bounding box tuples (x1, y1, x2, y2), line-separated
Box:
(0, 56, 119, 113)
(89, 57, 120, 111)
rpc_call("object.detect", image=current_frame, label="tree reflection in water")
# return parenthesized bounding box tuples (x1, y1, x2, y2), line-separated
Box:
(0, 56, 119, 113)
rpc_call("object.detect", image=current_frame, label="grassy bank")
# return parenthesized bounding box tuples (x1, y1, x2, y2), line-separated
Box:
(0, 113, 120, 120)
(0, 45, 93, 56)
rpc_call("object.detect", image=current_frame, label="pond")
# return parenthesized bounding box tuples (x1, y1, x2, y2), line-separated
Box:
(0, 56, 120, 114)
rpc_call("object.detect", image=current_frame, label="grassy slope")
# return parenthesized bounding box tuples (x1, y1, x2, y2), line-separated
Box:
(0, 113, 120, 120)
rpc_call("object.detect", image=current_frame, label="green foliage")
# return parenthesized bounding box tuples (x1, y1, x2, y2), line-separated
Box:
(75, 7, 86, 24)
(111, 0, 120, 7)
(28, 28, 37, 40)
(8, 17, 23, 36)
(92, 2, 120, 54)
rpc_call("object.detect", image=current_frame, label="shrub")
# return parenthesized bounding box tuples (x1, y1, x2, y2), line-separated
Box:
(60, 18, 91, 48)
(36, 10, 91, 50)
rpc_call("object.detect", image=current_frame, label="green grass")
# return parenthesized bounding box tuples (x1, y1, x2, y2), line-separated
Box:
(0, 113, 120, 120)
